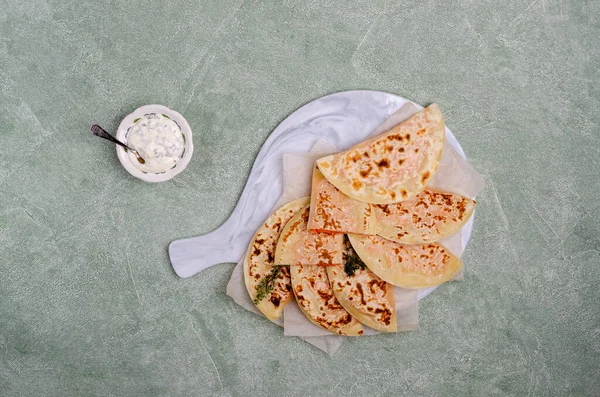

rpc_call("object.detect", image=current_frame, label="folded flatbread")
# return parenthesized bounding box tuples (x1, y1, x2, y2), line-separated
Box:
(348, 234, 462, 289)
(308, 165, 475, 243)
(326, 238, 396, 332)
(307, 166, 374, 235)
(373, 190, 476, 244)
(244, 197, 309, 320)
(317, 104, 445, 204)
(275, 204, 344, 266)
(291, 264, 364, 336)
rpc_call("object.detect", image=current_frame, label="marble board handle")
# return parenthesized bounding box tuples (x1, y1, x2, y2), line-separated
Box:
(168, 217, 247, 278)
(168, 161, 279, 278)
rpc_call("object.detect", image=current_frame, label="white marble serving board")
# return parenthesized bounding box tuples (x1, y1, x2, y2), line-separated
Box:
(169, 91, 471, 294)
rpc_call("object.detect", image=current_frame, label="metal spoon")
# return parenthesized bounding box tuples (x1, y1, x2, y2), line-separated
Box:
(90, 124, 145, 164)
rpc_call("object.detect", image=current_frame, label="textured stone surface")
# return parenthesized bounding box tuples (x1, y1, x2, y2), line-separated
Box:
(1, 0, 599, 396)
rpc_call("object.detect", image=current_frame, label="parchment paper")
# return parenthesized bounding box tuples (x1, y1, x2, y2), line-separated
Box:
(226, 102, 485, 354)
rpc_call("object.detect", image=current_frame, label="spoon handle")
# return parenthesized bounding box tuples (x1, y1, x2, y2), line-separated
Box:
(90, 124, 131, 151)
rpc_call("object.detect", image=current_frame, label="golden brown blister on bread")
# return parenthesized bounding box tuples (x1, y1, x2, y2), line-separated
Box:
(373, 189, 475, 244)
(244, 197, 309, 320)
(348, 234, 462, 289)
(275, 205, 344, 266)
(291, 264, 363, 336)
(317, 104, 445, 204)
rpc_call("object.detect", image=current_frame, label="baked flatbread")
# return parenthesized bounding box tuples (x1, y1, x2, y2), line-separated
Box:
(326, 238, 396, 332)
(373, 189, 476, 244)
(275, 204, 344, 266)
(244, 197, 309, 320)
(348, 234, 462, 289)
(317, 104, 445, 204)
(291, 264, 363, 336)
(307, 166, 374, 235)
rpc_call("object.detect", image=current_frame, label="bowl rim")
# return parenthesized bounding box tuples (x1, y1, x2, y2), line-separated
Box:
(116, 104, 194, 183)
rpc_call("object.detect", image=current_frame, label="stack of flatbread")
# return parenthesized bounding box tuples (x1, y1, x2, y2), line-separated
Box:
(243, 105, 476, 336)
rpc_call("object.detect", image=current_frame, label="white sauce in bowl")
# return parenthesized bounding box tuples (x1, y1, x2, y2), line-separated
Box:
(126, 114, 185, 173)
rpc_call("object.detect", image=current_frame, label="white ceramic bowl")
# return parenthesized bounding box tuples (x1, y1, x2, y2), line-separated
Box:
(116, 104, 193, 182)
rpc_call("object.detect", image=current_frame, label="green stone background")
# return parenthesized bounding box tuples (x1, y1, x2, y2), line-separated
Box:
(1, 0, 599, 395)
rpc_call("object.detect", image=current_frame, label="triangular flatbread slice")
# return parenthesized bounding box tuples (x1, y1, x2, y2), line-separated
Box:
(244, 197, 309, 320)
(373, 189, 476, 244)
(348, 234, 462, 289)
(291, 264, 363, 336)
(326, 237, 396, 332)
(307, 166, 374, 235)
(275, 204, 344, 265)
(317, 104, 445, 204)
